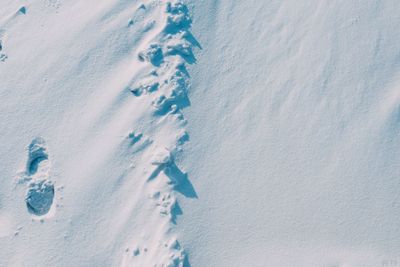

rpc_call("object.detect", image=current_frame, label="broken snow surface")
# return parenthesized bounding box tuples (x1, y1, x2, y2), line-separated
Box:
(0, 0, 400, 267)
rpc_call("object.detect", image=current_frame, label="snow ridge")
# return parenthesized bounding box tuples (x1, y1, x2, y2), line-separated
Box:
(121, 1, 198, 266)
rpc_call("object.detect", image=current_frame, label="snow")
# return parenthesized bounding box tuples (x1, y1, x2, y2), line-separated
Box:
(0, 1, 195, 266)
(0, 0, 399, 266)
(179, 1, 400, 266)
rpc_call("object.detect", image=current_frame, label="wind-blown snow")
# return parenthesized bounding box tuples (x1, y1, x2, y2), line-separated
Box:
(1, 0, 400, 267)
(0, 0, 196, 266)
(178, 1, 400, 266)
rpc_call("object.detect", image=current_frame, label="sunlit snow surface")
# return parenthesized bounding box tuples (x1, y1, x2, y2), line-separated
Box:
(0, 0, 196, 266)
(0, 0, 400, 267)
(180, 1, 400, 267)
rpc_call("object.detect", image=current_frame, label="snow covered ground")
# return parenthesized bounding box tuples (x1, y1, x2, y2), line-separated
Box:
(180, 1, 400, 266)
(0, 1, 196, 266)
(0, 0, 400, 266)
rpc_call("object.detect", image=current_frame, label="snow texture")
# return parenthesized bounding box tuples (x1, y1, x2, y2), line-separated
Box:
(0, 0, 196, 266)
(0, 0, 400, 267)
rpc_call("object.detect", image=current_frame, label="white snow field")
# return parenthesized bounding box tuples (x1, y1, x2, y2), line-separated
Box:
(0, 0, 196, 266)
(180, 1, 400, 267)
(0, 0, 399, 266)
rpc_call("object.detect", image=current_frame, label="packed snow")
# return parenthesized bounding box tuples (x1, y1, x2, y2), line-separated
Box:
(0, 0, 399, 267)
(0, 0, 196, 266)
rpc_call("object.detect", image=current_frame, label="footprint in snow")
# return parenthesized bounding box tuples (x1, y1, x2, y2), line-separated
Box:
(22, 138, 55, 217)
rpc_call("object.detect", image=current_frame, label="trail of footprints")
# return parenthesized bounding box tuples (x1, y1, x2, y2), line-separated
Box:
(124, 1, 197, 266)
(129, 1, 196, 116)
